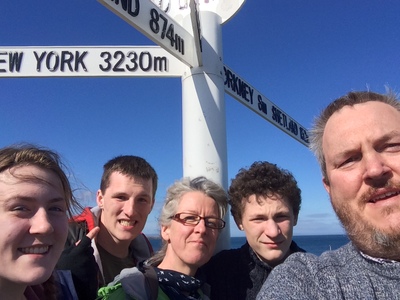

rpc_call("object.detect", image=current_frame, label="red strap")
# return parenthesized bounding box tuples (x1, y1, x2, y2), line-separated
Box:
(70, 207, 96, 232)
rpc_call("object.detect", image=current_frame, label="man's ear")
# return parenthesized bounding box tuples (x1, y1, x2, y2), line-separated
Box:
(322, 177, 330, 194)
(237, 223, 244, 231)
(293, 214, 298, 226)
(96, 190, 104, 208)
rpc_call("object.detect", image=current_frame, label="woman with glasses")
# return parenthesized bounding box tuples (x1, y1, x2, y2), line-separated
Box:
(98, 176, 228, 300)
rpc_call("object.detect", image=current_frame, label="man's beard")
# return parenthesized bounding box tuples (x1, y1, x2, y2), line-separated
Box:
(331, 184, 400, 261)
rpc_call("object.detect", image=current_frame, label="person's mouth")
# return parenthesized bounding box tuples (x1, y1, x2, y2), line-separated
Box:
(369, 190, 400, 203)
(18, 245, 51, 254)
(119, 220, 137, 226)
(263, 240, 283, 246)
(193, 239, 206, 245)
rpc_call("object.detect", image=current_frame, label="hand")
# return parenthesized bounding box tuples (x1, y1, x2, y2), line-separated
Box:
(57, 226, 100, 300)
(76, 226, 100, 246)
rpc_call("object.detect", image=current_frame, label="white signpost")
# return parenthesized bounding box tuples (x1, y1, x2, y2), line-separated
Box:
(0, 0, 310, 251)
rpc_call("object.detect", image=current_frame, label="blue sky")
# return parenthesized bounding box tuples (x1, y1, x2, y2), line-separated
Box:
(1, 1, 399, 238)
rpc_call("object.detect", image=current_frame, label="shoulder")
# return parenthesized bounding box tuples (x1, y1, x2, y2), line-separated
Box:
(201, 246, 244, 277)
(257, 242, 359, 299)
(120, 266, 155, 300)
(208, 243, 247, 266)
(66, 207, 98, 246)
(278, 242, 357, 271)
(201, 244, 250, 298)
(130, 233, 154, 262)
(290, 240, 306, 253)
(213, 246, 243, 261)
(99, 267, 149, 300)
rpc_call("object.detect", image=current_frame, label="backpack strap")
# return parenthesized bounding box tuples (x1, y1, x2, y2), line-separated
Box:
(138, 262, 158, 300)
(141, 233, 154, 255)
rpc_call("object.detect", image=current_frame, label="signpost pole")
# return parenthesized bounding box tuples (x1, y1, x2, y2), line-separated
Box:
(181, 10, 230, 251)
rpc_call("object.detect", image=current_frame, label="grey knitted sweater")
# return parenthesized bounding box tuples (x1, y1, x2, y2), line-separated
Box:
(257, 242, 400, 300)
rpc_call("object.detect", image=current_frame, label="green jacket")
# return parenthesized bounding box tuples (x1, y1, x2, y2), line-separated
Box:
(97, 266, 210, 300)
(98, 282, 170, 300)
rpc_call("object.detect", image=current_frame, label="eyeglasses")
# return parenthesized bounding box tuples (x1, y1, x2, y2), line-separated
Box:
(171, 213, 225, 229)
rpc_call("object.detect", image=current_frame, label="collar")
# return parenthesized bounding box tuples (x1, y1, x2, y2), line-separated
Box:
(359, 251, 399, 264)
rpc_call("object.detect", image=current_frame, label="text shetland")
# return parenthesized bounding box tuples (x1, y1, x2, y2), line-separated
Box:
(223, 66, 309, 145)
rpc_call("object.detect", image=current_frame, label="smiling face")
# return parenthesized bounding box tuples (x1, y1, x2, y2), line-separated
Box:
(0, 165, 68, 289)
(159, 191, 220, 276)
(239, 194, 296, 267)
(96, 172, 153, 255)
(323, 101, 400, 259)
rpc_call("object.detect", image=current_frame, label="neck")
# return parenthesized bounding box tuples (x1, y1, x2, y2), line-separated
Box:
(254, 247, 292, 268)
(96, 223, 131, 258)
(157, 251, 197, 277)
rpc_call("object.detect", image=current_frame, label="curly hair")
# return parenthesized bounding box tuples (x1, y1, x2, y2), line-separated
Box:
(228, 161, 301, 228)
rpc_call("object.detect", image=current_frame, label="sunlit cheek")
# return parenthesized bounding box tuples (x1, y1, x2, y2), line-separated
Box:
(279, 221, 293, 238)
(330, 171, 360, 192)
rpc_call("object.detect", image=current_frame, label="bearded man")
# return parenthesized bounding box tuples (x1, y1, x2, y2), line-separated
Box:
(257, 91, 400, 299)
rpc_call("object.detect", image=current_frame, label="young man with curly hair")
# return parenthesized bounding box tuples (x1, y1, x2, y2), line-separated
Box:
(202, 161, 304, 300)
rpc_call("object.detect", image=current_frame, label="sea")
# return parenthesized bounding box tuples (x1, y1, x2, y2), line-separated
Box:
(148, 234, 350, 256)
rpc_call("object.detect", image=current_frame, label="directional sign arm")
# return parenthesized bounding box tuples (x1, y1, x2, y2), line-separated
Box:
(98, 0, 198, 68)
(223, 64, 310, 147)
(0, 46, 184, 78)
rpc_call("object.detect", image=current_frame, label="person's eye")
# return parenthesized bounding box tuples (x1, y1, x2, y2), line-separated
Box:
(251, 217, 265, 222)
(12, 206, 29, 212)
(183, 215, 198, 222)
(206, 219, 220, 228)
(138, 197, 149, 203)
(383, 143, 400, 153)
(49, 206, 66, 213)
(338, 156, 360, 168)
(275, 214, 290, 221)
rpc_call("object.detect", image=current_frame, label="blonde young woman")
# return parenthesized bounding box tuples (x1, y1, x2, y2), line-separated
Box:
(99, 176, 228, 300)
(0, 145, 81, 300)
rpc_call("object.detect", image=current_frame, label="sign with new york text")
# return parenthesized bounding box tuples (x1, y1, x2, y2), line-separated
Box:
(0, 46, 184, 77)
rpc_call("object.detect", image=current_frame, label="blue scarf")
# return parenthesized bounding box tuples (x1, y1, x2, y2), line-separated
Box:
(155, 268, 203, 299)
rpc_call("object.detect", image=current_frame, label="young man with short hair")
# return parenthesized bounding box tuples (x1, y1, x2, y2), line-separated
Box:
(57, 155, 158, 299)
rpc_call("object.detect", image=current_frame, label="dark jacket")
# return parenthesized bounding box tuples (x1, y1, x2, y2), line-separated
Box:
(201, 241, 305, 300)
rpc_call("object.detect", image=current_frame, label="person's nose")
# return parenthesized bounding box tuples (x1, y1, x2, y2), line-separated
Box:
(362, 151, 390, 184)
(29, 208, 54, 235)
(194, 218, 207, 234)
(263, 220, 281, 238)
(122, 198, 136, 217)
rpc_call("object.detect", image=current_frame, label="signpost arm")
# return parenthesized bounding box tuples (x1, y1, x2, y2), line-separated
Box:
(181, 10, 230, 251)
